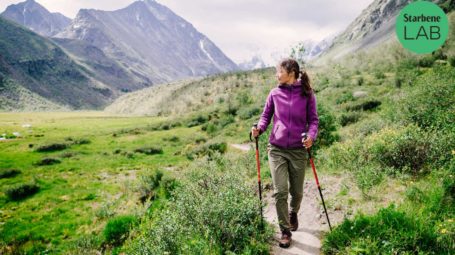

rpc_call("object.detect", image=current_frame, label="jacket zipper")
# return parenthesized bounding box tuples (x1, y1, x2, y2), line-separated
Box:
(288, 86, 293, 148)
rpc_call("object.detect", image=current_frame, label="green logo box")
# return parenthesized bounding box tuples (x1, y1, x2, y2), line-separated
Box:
(396, 1, 449, 54)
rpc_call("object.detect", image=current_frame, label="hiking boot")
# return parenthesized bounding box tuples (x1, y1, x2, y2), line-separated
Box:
(279, 229, 292, 248)
(289, 212, 298, 231)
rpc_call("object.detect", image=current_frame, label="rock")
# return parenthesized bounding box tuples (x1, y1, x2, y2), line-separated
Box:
(353, 91, 368, 98)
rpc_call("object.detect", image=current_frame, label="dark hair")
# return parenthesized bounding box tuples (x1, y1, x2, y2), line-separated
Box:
(279, 58, 313, 97)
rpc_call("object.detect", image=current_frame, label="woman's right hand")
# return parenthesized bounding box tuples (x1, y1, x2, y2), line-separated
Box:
(251, 127, 260, 138)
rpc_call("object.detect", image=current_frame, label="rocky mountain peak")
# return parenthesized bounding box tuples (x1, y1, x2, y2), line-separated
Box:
(1, 0, 71, 37)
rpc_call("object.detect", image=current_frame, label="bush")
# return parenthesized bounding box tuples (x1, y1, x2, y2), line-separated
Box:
(218, 115, 235, 127)
(187, 115, 208, 127)
(134, 146, 163, 155)
(339, 112, 361, 126)
(163, 136, 180, 142)
(311, 103, 339, 153)
(35, 143, 68, 152)
(417, 55, 436, 67)
(35, 157, 61, 166)
(5, 182, 40, 201)
(322, 205, 439, 254)
(65, 137, 91, 145)
(137, 170, 163, 203)
(237, 106, 261, 120)
(368, 126, 431, 175)
(401, 65, 454, 133)
(0, 169, 21, 179)
(186, 141, 227, 160)
(449, 56, 455, 67)
(69, 234, 103, 255)
(346, 100, 381, 111)
(335, 93, 354, 105)
(103, 215, 137, 245)
(323, 125, 441, 193)
(124, 153, 273, 254)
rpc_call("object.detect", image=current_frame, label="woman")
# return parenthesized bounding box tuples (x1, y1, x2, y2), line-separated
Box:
(251, 58, 319, 248)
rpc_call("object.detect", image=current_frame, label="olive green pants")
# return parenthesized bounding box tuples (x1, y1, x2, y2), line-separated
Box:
(267, 143, 307, 231)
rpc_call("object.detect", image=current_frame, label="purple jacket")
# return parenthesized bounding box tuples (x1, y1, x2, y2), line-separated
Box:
(258, 80, 319, 149)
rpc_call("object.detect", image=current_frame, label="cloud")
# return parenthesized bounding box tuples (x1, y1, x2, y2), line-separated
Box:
(0, 0, 374, 64)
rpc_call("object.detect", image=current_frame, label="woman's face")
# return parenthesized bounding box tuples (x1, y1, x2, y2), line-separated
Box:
(276, 66, 294, 84)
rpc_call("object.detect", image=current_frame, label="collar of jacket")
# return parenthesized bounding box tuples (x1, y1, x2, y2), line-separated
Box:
(278, 80, 302, 89)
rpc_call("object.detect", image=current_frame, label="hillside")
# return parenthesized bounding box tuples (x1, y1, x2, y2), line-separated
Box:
(312, 0, 445, 65)
(0, 16, 115, 110)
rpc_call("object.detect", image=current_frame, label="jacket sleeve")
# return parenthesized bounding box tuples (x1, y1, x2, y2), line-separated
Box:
(306, 92, 319, 141)
(257, 91, 274, 135)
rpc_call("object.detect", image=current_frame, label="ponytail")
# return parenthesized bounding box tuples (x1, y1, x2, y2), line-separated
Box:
(299, 70, 313, 97)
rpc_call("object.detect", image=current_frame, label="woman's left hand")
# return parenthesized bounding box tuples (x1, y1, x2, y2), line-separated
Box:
(302, 136, 313, 148)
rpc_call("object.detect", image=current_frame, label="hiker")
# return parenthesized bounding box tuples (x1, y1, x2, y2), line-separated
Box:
(251, 58, 319, 248)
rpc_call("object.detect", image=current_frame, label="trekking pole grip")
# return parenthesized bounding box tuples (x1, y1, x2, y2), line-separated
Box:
(301, 133, 312, 158)
(250, 123, 258, 142)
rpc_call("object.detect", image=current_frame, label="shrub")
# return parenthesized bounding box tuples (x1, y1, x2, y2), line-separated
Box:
(339, 112, 361, 126)
(368, 126, 431, 175)
(237, 106, 261, 120)
(354, 117, 387, 137)
(374, 71, 386, 79)
(65, 137, 91, 145)
(449, 56, 455, 67)
(311, 103, 340, 153)
(335, 93, 354, 105)
(69, 234, 103, 255)
(0, 169, 21, 179)
(134, 146, 163, 155)
(35, 143, 68, 152)
(346, 100, 381, 111)
(356, 76, 364, 86)
(103, 215, 137, 245)
(203, 123, 217, 134)
(73, 138, 91, 145)
(36, 158, 61, 166)
(186, 141, 227, 160)
(323, 125, 440, 193)
(160, 175, 179, 199)
(400, 65, 454, 133)
(137, 170, 175, 203)
(218, 115, 235, 127)
(417, 55, 436, 67)
(163, 136, 179, 142)
(187, 115, 208, 127)
(5, 182, 40, 201)
(322, 205, 439, 254)
(124, 153, 273, 254)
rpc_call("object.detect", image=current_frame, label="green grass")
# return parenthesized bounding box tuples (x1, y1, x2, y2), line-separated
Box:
(0, 111, 201, 253)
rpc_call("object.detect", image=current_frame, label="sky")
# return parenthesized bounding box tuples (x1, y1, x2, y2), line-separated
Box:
(0, 0, 374, 65)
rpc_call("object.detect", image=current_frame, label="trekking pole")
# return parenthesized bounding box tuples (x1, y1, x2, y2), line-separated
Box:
(302, 133, 332, 231)
(250, 123, 263, 229)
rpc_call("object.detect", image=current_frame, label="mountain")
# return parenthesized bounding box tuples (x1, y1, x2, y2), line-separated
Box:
(51, 37, 148, 93)
(1, 0, 71, 37)
(238, 55, 267, 70)
(312, 0, 419, 64)
(301, 35, 337, 61)
(55, 0, 238, 85)
(0, 16, 115, 110)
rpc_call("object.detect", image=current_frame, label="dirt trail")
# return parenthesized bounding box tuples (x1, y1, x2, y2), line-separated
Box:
(265, 178, 331, 255)
(229, 142, 344, 254)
